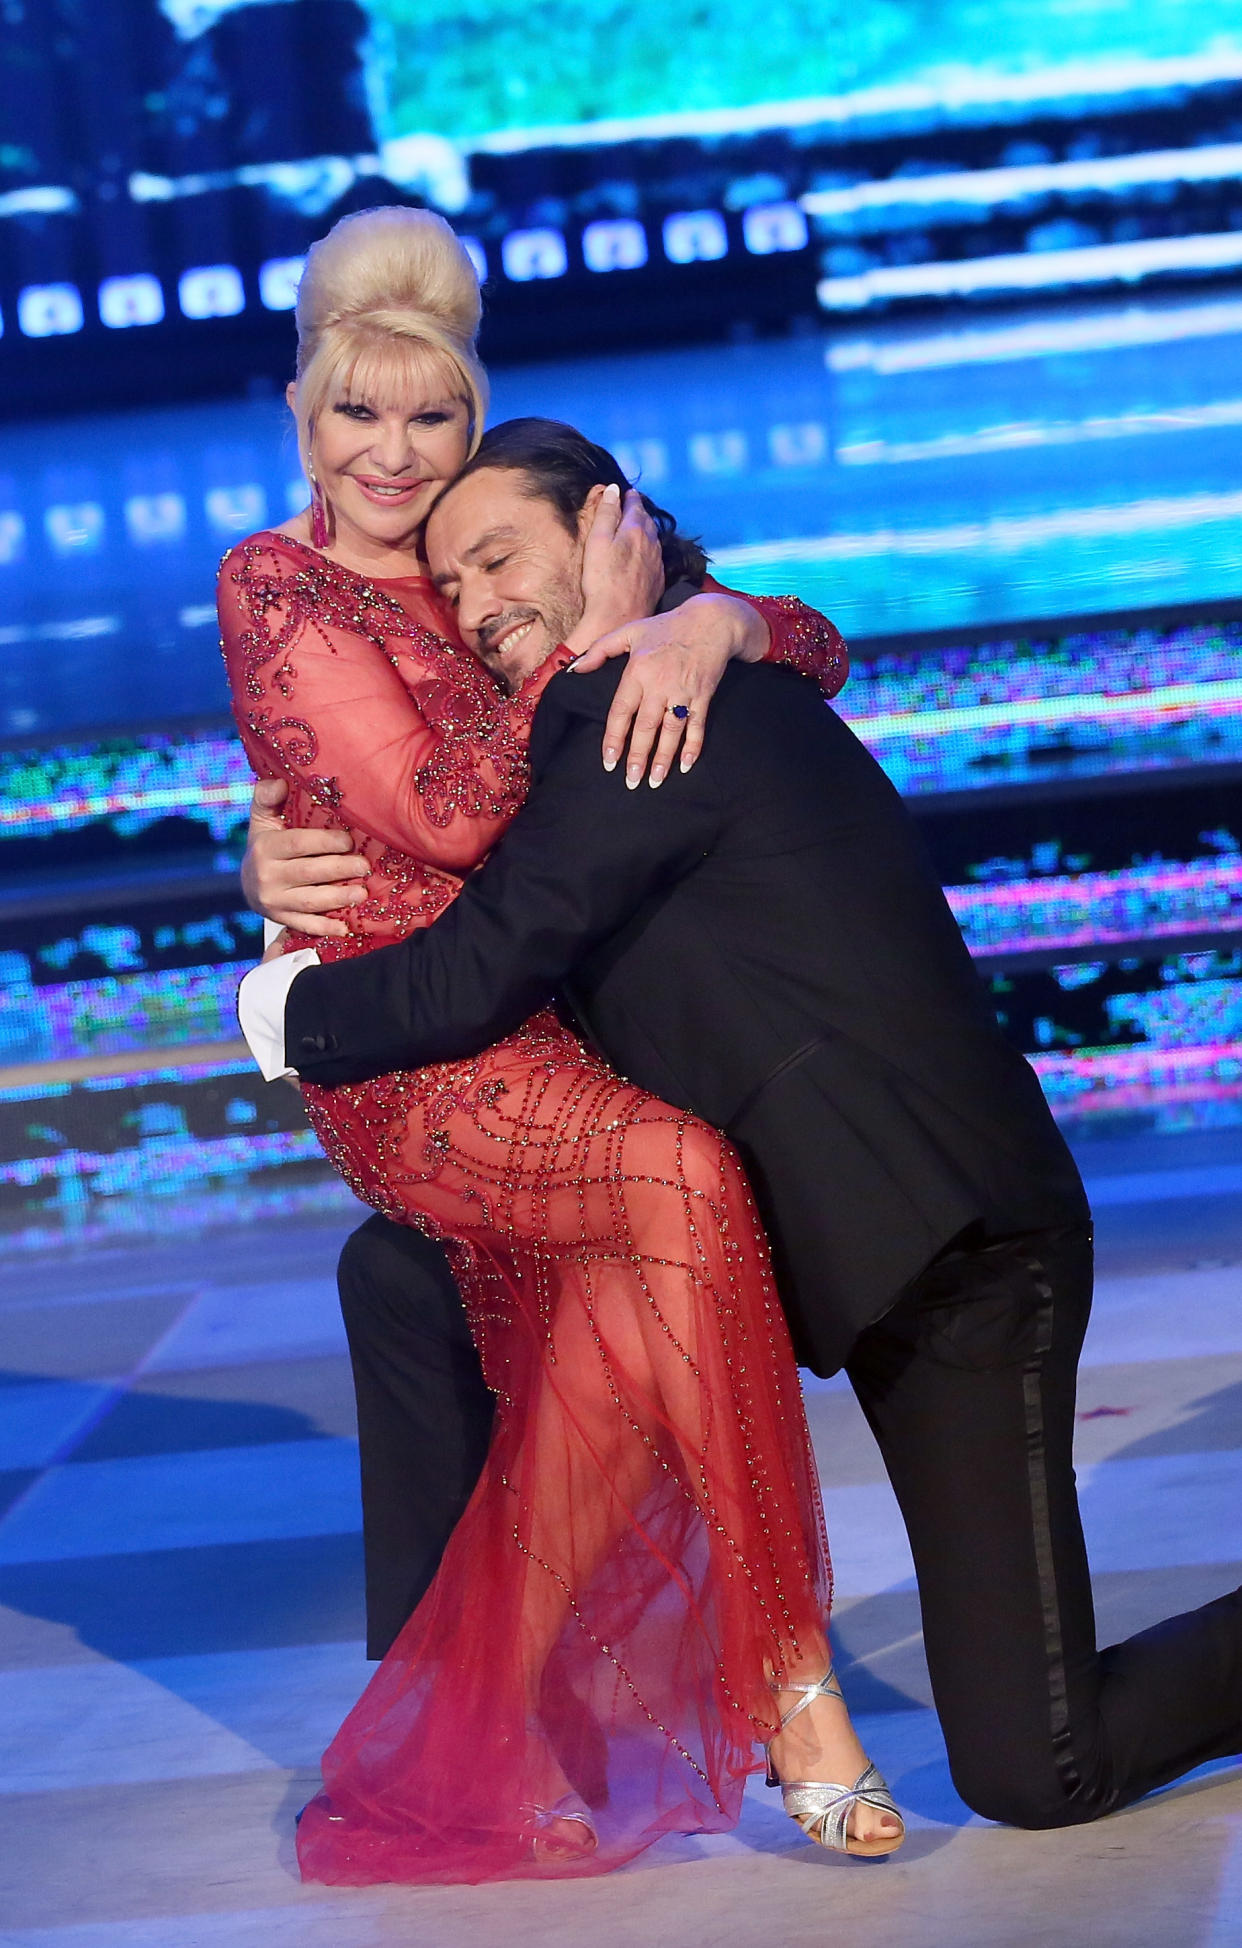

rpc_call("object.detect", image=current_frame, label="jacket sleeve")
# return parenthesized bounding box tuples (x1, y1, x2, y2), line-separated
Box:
(285, 674, 724, 1085)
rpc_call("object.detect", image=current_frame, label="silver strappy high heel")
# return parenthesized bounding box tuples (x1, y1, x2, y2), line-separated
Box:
(765, 1666, 905, 1859)
(521, 1790, 598, 1863)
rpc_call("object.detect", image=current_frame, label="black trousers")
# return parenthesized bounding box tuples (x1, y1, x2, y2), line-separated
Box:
(337, 1212, 1242, 1828)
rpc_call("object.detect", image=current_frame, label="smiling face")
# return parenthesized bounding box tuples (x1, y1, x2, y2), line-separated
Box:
(290, 345, 473, 572)
(426, 467, 599, 687)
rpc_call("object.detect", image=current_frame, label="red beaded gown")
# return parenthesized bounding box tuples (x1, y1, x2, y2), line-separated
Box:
(219, 531, 849, 1885)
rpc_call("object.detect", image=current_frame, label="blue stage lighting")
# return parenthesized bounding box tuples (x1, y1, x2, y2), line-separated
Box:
(768, 422, 829, 468)
(662, 212, 728, 264)
(687, 429, 748, 475)
(742, 204, 808, 254)
(612, 439, 670, 485)
(583, 220, 649, 272)
(257, 258, 305, 311)
(44, 504, 105, 555)
(17, 285, 85, 337)
(124, 494, 188, 546)
(500, 230, 569, 281)
(99, 275, 166, 329)
(178, 266, 246, 320)
(205, 486, 268, 536)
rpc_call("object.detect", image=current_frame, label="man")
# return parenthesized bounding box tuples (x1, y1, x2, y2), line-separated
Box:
(240, 417, 1242, 1830)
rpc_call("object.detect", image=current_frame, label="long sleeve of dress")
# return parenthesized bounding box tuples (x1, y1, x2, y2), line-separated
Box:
(701, 578, 849, 699)
(218, 537, 569, 875)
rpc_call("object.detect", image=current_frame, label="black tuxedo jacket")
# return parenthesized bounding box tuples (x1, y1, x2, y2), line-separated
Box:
(287, 660, 1087, 1374)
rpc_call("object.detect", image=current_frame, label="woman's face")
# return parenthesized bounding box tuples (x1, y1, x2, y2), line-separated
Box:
(306, 380, 473, 563)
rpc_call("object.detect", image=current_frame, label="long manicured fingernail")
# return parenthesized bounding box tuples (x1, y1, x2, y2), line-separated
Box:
(603, 748, 618, 770)
(680, 754, 696, 772)
(626, 767, 641, 789)
(603, 482, 621, 500)
(649, 765, 666, 788)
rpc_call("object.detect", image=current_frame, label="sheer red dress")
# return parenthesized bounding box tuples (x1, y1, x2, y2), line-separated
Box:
(219, 531, 848, 1885)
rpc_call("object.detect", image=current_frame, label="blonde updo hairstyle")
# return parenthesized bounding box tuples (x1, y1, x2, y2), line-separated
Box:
(291, 206, 488, 490)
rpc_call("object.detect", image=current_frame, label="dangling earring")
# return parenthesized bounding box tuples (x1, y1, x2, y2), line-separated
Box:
(308, 459, 330, 551)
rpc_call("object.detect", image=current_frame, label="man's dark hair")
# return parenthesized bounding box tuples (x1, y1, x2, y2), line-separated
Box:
(454, 416, 709, 587)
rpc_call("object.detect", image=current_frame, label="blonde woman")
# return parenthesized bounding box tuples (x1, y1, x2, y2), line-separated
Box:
(219, 207, 902, 1883)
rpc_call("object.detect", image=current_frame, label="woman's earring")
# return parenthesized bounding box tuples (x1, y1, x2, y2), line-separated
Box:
(308, 462, 330, 550)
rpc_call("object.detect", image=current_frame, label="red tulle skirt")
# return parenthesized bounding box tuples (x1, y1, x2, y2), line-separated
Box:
(295, 1003, 831, 1884)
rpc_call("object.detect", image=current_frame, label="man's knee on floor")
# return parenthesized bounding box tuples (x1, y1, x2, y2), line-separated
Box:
(947, 1748, 1094, 1831)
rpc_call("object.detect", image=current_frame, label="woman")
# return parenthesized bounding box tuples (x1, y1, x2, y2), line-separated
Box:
(219, 205, 904, 1883)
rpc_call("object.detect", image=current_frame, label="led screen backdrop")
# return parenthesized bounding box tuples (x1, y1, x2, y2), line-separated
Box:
(8, 0, 1242, 406)
(4, 0, 1242, 1248)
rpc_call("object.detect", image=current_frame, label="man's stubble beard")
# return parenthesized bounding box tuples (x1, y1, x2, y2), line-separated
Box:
(479, 566, 586, 692)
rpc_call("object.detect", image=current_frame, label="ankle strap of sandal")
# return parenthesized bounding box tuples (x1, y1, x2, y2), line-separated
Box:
(769, 1664, 845, 1734)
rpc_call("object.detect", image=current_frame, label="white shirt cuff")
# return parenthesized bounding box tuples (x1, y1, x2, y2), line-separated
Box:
(237, 948, 322, 1081)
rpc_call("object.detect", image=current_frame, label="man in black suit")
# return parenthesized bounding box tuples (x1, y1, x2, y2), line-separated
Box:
(239, 418, 1242, 1830)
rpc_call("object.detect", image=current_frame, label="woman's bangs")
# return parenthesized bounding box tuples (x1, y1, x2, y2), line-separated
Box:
(336, 334, 463, 416)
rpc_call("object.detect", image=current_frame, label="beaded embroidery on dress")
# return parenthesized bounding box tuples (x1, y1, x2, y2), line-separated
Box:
(219, 531, 847, 1884)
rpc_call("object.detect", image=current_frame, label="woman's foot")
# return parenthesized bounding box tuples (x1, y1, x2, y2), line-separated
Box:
(522, 1727, 599, 1864)
(526, 1791, 598, 1864)
(767, 1665, 904, 1854)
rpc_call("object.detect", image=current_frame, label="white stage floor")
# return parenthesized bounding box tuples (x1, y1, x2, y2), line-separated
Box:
(1, 1132, 1239, 1947)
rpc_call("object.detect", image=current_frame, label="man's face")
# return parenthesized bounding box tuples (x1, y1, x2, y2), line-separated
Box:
(426, 467, 595, 689)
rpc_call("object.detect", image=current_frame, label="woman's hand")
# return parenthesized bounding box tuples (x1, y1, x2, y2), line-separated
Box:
(570, 592, 771, 787)
(563, 485, 664, 655)
(240, 778, 368, 938)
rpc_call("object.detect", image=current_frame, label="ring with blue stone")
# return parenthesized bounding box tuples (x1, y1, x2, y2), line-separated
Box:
(669, 703, 690, 720)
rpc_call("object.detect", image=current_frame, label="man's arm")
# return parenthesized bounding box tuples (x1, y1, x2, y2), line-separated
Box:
(280, 669, 725, 1089)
